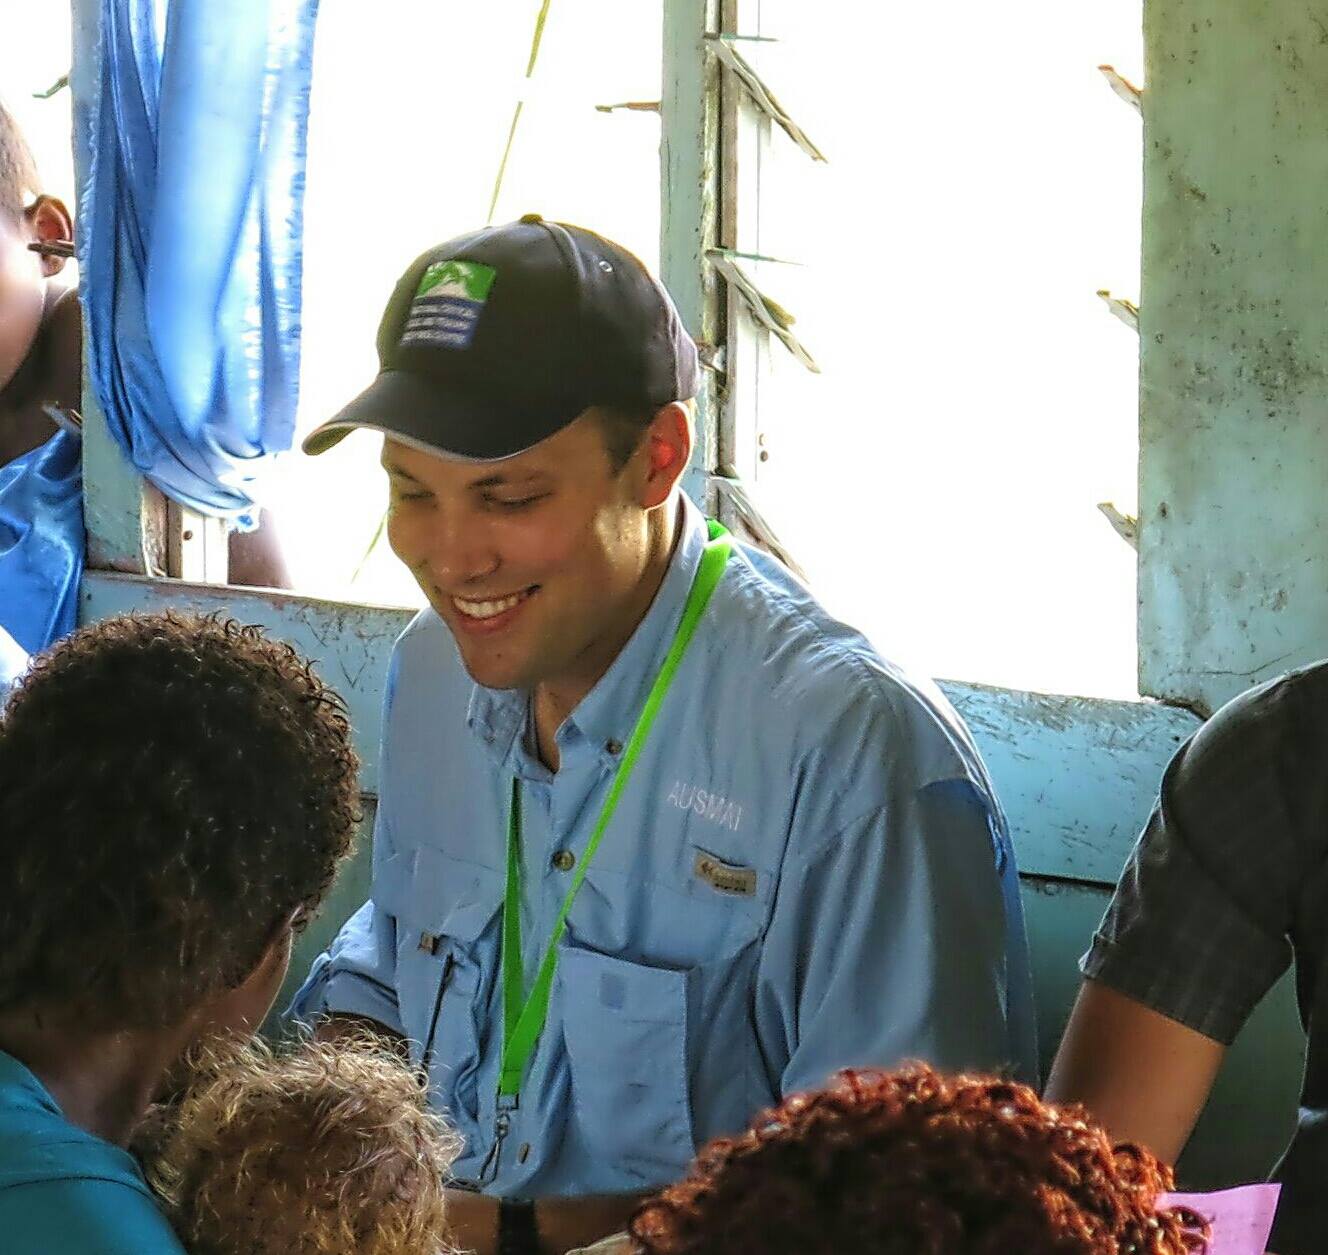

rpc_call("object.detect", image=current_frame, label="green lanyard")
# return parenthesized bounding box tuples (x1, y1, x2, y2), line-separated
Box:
(498, 521, 732, 1101)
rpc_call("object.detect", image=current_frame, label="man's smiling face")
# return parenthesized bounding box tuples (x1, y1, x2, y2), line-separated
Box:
(382, 411, 659, 694)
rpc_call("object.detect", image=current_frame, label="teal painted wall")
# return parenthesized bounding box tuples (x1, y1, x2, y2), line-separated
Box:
(1139, 0, 1328, 714)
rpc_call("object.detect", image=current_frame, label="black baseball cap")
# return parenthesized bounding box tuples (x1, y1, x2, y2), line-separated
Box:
(303, 215, 699, 461)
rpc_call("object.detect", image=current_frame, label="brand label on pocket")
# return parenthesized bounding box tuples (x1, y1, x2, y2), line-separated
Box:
(693, 851, 757, 897)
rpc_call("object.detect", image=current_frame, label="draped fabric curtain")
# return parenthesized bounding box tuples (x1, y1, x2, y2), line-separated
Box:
(0, 0, 319, 658)
(72, 0, 318, 526)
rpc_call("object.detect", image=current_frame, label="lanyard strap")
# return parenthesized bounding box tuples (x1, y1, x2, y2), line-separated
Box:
(499, 521, 732, 1099)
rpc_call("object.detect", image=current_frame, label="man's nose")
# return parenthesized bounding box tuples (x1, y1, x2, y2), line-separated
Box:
(422, 512, 500, 588)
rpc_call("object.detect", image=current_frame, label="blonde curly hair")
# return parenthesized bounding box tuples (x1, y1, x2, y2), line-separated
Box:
(147, 1036, 460, 1255)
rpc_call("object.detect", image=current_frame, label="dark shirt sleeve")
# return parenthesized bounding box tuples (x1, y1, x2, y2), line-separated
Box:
(1082, 669, 1328, 1045)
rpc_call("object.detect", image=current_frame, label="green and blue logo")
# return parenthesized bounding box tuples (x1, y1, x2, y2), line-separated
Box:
(400, 260, 498, 351)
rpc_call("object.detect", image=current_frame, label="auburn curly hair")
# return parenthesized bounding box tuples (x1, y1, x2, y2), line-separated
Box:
(148, 1036, 459, 1255)
(0, 612, 360, 1029)
(629, 1065, 1208, 1255)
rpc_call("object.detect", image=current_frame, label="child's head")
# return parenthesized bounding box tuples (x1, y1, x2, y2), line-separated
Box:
(0, 612, 360, 1043)
(151, 1038, 459, 1255)
(0, 98, 39, 224)
(629, 1064, 1208, 1255)
(0, 96, 72, 395)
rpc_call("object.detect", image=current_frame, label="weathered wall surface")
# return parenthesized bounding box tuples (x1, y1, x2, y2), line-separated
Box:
(1140, 0, 1328, 713)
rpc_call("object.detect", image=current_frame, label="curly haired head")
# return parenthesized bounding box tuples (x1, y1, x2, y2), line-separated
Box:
(150, 1036, 459, 1255)
(0, 612, 360, 1030)
(629, 1065, 1208, 1255)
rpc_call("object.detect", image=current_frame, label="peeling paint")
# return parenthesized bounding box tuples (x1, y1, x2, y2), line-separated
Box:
(939, 681, 1198, 884)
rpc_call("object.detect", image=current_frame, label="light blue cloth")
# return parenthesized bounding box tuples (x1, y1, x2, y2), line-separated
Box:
(0, 1049, 186, 1254)
(0, 430, 84, 653)
(71, 0, 317, 525)
(293, 496, 1035, 1197)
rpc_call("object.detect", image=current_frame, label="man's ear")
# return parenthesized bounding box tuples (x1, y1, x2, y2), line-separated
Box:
(640, 401, 694, 508)
(24, 196, 74, 278)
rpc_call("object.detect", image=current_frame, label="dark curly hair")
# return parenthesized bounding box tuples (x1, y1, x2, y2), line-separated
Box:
(629, 1065, 1208, 1255)
(0, 613, 360, 1030)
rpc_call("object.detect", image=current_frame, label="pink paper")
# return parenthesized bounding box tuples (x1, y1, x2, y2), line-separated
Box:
(1156, 1184, 1281, 1255)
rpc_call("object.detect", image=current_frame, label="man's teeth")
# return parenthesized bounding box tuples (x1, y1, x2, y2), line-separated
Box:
(453, 590, 528, 620)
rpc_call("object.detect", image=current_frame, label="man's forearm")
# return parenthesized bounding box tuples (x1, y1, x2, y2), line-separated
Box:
(534, 1192, 644, 1255)
(311, 1012, 409, 1059)
(310, 1018, 640, 1252)
(444, 1189, 642, 1255)
(444, 1190, 499, 1254)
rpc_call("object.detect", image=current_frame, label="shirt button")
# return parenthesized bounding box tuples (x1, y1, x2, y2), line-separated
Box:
(551, 849, 576, 872)
(605, 739, 623, 755)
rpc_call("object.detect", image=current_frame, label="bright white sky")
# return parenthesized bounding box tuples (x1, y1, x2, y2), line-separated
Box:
(3, 1, 1143, 699)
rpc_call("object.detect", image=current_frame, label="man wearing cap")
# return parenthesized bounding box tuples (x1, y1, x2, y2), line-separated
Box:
(293, 216, 1035, 1255)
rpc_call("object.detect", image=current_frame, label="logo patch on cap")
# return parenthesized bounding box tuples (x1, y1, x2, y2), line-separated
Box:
(400, 260, 497, 351)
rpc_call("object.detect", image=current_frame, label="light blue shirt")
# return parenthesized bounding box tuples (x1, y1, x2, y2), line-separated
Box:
(0, 1050, 186, 1254)
(294, 496, 1034, 1197)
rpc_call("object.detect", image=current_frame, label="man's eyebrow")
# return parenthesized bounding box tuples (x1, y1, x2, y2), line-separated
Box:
(380, 462, 547, 488)
(467, 470, 547, 490)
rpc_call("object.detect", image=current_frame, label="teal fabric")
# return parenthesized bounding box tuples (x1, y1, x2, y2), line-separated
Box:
(0, 1050, 185, 1254)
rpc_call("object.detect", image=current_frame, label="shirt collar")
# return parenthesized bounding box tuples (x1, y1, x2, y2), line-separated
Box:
(466, 681, 527, 774)
(0, 1048, 62, 1119)
(466, 495, 711, 773)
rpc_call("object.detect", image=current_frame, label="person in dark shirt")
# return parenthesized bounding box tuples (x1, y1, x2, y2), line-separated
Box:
(1047, 661, 1328, 1255)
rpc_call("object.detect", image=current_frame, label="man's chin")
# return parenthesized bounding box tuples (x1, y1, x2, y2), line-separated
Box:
(450, 641, 532, 693)
(461, 664, 526, 692)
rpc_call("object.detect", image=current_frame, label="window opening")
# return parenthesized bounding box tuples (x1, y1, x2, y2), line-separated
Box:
(268, 0, 665, 607)
(716, 0, 1144, 698)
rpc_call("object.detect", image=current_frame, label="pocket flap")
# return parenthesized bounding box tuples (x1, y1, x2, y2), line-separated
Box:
(372, 847, 504, 944)
(560, 946, 687, 1035)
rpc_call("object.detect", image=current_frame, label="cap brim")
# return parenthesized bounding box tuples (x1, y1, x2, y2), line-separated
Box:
(302, 370, 586, 462)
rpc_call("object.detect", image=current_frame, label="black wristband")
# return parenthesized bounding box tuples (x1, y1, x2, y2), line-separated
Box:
(499, 1197, 539, 1255)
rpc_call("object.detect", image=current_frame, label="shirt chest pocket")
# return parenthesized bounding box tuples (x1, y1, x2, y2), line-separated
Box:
(374, 847, 504, 1133)
(556, 892, 764, 1189)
